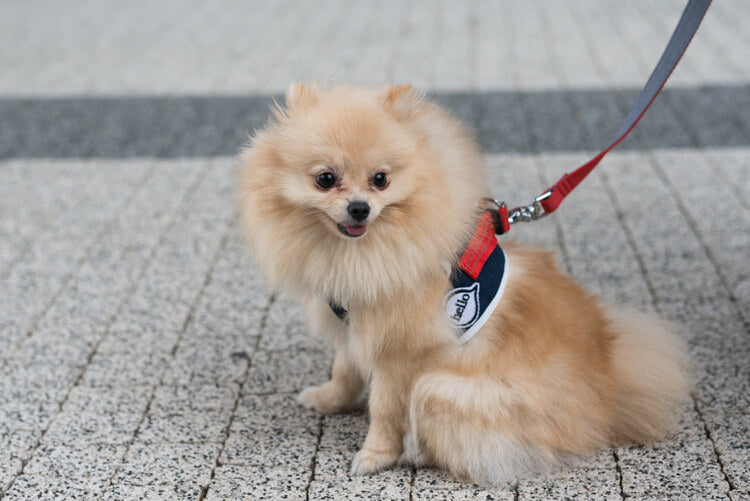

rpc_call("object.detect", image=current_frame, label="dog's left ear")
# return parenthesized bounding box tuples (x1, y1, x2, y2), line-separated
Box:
(286, 82, 321, 111)
(381, 84, 422, 117)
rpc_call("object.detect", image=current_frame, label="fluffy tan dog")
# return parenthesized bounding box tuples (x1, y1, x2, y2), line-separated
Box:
(239, 83, 691, 484)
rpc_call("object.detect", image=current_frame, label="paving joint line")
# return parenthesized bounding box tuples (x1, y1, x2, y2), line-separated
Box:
(201, 292, 276, 500)
(304, 414, 324, 501)
(0, 164, 207, 500)
(407, 464, 417, 501)
(693, 398, 736, 497)
(612, 449, 628, 500)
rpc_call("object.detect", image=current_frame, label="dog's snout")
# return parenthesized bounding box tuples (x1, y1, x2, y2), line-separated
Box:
(347, 201, 370, 222)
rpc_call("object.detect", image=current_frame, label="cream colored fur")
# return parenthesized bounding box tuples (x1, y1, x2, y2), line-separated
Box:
(239, 84, 691, 484)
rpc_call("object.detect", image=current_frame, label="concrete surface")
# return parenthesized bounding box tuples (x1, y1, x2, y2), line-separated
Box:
(1, 1, 748, 499)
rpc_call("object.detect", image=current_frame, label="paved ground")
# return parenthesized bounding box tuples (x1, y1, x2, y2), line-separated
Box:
(0, 1, 748, 500)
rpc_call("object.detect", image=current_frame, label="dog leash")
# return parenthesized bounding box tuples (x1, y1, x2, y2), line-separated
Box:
(485, 0, 712, 235)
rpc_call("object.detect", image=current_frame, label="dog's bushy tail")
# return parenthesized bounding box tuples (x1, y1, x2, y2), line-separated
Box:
(606, 308, 692, 443)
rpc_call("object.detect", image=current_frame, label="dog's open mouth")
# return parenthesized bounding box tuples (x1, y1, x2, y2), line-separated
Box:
(338, 224, 367, 238)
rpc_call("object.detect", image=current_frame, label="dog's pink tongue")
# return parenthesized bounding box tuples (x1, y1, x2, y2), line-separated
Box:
(345, 225, 367, 236)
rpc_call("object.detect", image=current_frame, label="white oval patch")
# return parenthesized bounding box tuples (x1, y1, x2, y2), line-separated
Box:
(444, 282, 480, 329)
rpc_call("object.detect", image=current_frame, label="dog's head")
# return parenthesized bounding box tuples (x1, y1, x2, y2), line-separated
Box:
(257, 83, 425, 240)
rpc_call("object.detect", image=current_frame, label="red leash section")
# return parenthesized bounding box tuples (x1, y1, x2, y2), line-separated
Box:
(491, 0, 712, 234)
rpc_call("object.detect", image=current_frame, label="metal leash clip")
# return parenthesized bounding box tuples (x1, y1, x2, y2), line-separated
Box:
(506, 190, 552, 225)
(481, 190, 552, 229)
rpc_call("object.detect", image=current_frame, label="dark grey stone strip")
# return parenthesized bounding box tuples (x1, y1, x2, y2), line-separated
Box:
(1, 85, 748, 158)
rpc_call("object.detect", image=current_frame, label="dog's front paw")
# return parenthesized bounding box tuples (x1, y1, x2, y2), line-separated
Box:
(297, 385, 330, 412)
(298, 385, 348, 414)
(298, 384, 362, 414)
(350, 447, 399, 476)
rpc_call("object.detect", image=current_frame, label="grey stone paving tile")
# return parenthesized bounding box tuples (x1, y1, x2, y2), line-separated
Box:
(57, 385, 152, 416)
(705, 148, 750, 209)
(81, 349, 170, 388)
(0, 402, 60, 434)
(414, 467, 514, 499)
(729, 490, 750, 501)
(101, 483, 202, 501)
(187, 297, 266, 342)
(259, 292, 327, 352)
(0, 455, 23, 494)
(113, 442, 220, 488)
(721, 450, 750, 493)
(244, 348, 331, 395)
(615, 409, 731, 498)
(0, 430, 41, 464)
(204, 464, 309, 501)
(220, 393, 318, 468)
(161, 333, 251, 386)
(2, 474, 105, 501)
(137, 412, 228, 446)
(96, 327, 180, 356)
(220, 429, 317, 472)
(0, 361, 80, 407)
(43, 386, 151, 446)
(619, 447, 729, 498)
(412, 486, 514, 501)
(136, 384, 238, 445)
(187, 239, 269, 337)
(23, 444, 124, 483)
(43, 409, 144, 448)
(518, 468, 621, 501)
(149, 384, 238, 414)
(309, 476, 411, 500)
(11, 330, 98, 369)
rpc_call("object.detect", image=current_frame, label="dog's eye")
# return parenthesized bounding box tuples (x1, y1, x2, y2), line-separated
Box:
(373, 172, 388, 189)
(315, 172, 336, 189)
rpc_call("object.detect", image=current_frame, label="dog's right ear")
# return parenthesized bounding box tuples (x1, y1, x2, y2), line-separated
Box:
(381, 83, 423, 119)
(285, 82, 320, 111)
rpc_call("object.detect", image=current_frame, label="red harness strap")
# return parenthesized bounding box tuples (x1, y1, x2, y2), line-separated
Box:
(458, 211, 497, 280)
(494, 0, 712, 232)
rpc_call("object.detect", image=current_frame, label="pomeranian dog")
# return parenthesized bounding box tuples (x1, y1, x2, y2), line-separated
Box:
(239, 83, 691, 484)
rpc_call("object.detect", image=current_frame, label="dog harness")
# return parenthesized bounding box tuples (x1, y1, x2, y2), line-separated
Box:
(328, 211, 508, 345)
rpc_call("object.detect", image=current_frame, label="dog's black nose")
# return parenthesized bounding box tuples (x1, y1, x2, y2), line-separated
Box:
(347, 201, 370, 222)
